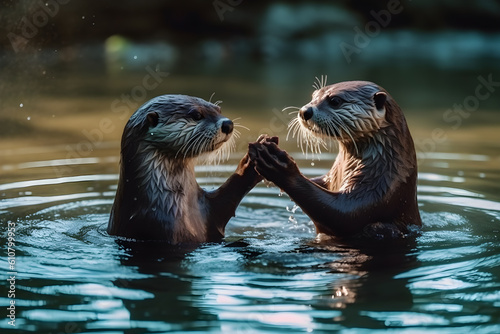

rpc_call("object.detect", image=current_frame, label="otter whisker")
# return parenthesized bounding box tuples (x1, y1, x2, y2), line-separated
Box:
(286, 117, 300, 142)
(193, 133, 209, 157)
(231, 128, 240, 144)
(176, 134, 192, 159)
(179, 128, 205, 160)
(214, 100, 223, 106)
(178, 136, 195, 160)
(233, 121, 250, 132)
(282, 106, 300, 112)
(313, 75, 328, 91)
(287, 116, 326, 157)
(287, 117, 304, 152)
(313, 81, 319, 91)
(313, 77, 321, 90)
(232, 128, 243, 139)
(209, 92, 216, 103)
(308, 126, 327, 155)
(202, 130, 237, 165)
(322, 118, 338, 148)
(329, 112, 358, 154)
(176, 127, 197, 159)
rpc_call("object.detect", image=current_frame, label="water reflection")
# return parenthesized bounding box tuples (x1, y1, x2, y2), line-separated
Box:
(1, 72, 500, 332)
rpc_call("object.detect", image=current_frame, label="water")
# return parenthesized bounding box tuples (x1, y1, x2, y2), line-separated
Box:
(1, 66, 500, 333)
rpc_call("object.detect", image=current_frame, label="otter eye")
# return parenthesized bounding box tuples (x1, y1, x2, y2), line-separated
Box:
(329, 96, 344, 109)
(188, 110, 203, 121)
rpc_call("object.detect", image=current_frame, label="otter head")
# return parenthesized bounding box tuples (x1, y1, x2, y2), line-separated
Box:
(110, 94, 237, 241)
(289, 80, 393, 154)
(126, 95, 235, 161)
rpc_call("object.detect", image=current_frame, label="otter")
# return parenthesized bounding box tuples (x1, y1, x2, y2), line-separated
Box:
(249, 80, 422, 239)
(108, 94, 276, 243)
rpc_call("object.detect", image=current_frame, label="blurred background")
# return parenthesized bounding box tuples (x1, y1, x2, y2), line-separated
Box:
(1, 0, 500, 160)
(1, 2, 500, 333)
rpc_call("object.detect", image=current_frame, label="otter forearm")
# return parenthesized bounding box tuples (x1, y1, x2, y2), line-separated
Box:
(205, 169, 260, 233)
(310, 175, 328, 188)
(280, 174, 366, 237)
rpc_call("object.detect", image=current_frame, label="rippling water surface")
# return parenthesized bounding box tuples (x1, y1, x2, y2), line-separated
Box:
(1, 59, 500, 333)
(1, 137, 499, 333)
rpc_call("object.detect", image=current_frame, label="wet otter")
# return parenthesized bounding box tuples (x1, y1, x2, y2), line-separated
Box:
(249, 80, 421, 239)
(108, 94, 276, 243)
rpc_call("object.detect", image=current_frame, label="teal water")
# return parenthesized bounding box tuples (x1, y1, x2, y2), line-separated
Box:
(1, 65, 500, 333)
(1, 143, 499, 333)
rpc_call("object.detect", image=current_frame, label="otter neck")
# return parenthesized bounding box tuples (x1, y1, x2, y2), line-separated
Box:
(330, 129, 410, 196)
(135, 148, 206, 242)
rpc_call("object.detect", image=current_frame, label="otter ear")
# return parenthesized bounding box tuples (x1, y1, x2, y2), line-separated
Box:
(374, 92, 387, 111)
(146, 112, 159, 127)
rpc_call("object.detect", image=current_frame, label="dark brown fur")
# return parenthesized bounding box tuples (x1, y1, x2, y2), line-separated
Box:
(249, 81, 421, 239)
(108, 94, 277, 243)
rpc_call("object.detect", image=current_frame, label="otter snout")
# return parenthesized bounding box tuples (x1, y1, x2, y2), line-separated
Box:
(221, 119, 234, 135)
(300, 106, 314, 121)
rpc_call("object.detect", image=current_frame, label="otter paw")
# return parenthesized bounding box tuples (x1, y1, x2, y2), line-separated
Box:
(255, 134, 279, 145)
(249, 142, 299, 184)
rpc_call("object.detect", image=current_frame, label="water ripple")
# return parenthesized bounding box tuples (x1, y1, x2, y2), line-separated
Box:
(0, 149, 499, 332)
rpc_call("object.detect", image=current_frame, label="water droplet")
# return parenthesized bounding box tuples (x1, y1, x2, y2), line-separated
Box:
(27, 116, 31, 121)
(286, 204, 299, 214)
(133, 55, 138, 60)
(311, 162, 315, 166)
(19, 103, 23, 108)
(152, 207, 157, 212)
(133, 197, 137, 201)
(479, 173, 486, 178)
(150, 132, 154, 136)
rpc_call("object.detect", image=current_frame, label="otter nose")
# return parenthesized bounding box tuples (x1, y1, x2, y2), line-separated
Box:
(221, 119, 234, 134)
(300, 106, 313, 121)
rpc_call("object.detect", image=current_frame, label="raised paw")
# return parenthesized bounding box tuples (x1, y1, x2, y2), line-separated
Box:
(248, 141, 299, 187)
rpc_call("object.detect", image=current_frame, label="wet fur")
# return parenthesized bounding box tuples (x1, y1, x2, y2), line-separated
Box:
(250, 81, 422, 239)
(108, 95, 261, 243)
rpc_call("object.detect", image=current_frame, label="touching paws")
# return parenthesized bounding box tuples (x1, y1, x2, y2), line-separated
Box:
(248, 135, 299, 186)
(236, 135, 279, 184)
